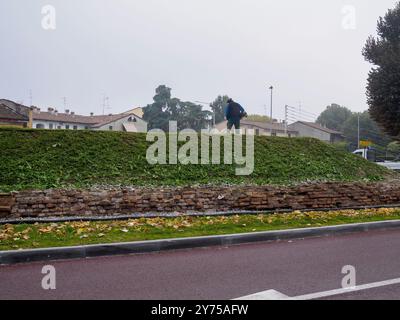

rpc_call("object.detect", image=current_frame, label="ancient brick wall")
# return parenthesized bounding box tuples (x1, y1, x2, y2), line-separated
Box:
(4, 181, 400, 218)
(0, 193, 14, 218)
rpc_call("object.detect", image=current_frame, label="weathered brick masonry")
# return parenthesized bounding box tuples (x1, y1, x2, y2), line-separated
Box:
(3, 181, 400, 218)
(0, 193, 14, 218)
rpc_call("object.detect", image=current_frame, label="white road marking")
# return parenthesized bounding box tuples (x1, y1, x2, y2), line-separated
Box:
(235, 277, 400, 300)
(235, 290, 290, 300)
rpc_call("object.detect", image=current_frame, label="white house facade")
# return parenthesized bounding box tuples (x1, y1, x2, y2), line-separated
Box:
(31, 107, 147, 133)
(288, 121, 344, 143)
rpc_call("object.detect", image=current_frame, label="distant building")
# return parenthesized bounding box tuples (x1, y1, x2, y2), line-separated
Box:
(31, 107, 147, 132)
(214, 119, 345, 143)
(0, 99, 32, 128)
(214, 120, 298, 137)
(289, 121, 345, 143)
(123, 107, 144, 118)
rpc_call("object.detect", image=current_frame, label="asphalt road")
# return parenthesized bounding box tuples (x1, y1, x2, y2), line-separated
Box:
(2, 229, 400, 300)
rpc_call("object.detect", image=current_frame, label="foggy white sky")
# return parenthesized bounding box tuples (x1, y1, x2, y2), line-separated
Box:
(0, 0, 398, 120)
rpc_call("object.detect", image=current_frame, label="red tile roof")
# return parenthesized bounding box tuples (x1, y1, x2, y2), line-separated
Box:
(0, 104, 28, 121)
(32, 111, 136, 127)
(0, 99, 30, 120)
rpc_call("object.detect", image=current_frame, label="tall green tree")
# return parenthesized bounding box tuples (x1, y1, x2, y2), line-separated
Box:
(142, 85, 172, 131)
(363, 3, 400, 138)
(143, 85, 212, 131)
(210, 95, 230, 124)
(175, 101, 212, 130)
(387, 141, 400, 154)
(316, 104, 352, 132)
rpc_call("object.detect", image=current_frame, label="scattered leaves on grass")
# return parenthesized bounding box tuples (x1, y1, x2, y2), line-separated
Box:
(2, 208, 400, 250)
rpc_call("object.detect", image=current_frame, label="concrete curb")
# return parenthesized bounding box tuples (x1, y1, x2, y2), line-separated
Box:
(2, 219, 400, 265)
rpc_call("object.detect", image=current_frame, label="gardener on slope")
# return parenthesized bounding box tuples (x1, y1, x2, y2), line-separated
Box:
(225, 98, 248, 130)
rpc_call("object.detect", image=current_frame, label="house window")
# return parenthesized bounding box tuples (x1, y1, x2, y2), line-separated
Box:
(57, 126, 62, 130)
(36, 124, 45, 129)
(49, 124, 54, 129)
(65, 125, 70, 130)
(255, 129, 260, 136)
(84, 126, 89, 130)
(271, 132, 277, 137)
(109, 126, 113, 131)
(73, 126, 78, 130)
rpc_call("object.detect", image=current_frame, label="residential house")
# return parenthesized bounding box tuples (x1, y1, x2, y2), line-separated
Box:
(0, 99, 32, 128)
(31, 107, 147, 132)
(289, 121, 345, 143)
(123, 107, 144, 118)
(214, 120, 298, 137)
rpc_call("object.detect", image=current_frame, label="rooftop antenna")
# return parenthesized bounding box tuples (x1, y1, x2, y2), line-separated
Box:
(102, 95, 111, 115)
(29, 90, 33, 106)
(62, 97, 67, 111)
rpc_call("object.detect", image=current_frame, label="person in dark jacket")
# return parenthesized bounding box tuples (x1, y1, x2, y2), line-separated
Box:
(224, 98, 247, 130)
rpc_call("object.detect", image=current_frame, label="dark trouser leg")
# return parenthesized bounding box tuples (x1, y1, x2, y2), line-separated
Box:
(227, 119, 241, 130)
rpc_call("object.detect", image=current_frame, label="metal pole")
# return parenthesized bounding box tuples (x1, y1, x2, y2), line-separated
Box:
(285, 105, 288, 135)
(357, 113, 360, 149)
(269, 86, 274, 124)
(211, 104, 215, 127)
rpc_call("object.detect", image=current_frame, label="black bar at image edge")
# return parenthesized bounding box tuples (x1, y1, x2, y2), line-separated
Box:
(0, 300, 396, 318)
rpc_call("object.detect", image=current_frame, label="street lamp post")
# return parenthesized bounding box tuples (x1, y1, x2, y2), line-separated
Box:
(269, 86, 274, 124)
(357, 113, 360, 149)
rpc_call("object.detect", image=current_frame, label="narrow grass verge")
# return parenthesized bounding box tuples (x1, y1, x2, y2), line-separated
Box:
(1, 208, 400, 251)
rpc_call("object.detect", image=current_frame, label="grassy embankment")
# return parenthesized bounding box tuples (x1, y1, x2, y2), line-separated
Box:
(0, 128, 391, 192)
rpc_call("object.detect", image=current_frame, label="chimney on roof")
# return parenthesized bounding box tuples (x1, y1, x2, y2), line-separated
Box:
(31, 106, 40, 113)
(65, 109, 70, 114)
(108, 113, 113, 116)
(54, 110, 58, 115)
(71, 112, 75, 116)
(90, 112, 94, 116)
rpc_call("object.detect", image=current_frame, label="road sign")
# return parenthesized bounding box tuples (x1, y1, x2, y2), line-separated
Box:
(360, 140, 372, 148)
